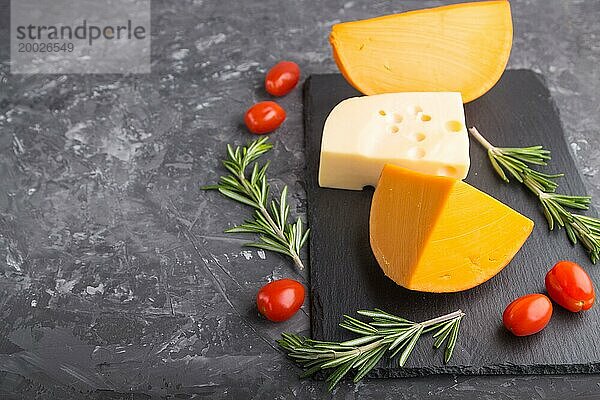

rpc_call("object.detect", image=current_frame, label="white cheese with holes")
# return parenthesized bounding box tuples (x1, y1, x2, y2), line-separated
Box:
(318, 92, 470, 190)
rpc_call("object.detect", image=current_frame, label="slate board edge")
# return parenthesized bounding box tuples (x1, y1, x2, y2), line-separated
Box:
(302, 71, 600, 379)
(302, 76, 325, 343)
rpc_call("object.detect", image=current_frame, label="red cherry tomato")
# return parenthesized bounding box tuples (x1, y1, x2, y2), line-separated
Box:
(265, 61, 300, 97)
(545, 260, 595, 312)
(503, 294, 553, 336)
(244, 101, 286, 134)
(256, 279, 305, 322)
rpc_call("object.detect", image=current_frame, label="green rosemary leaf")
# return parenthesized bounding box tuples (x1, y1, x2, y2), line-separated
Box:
(269, 200, 281, 229)
(500, 146, 550, 165)
(421, 321, 447, 334)
(351, 347, 380, 370)
(250, 162, 259, 186)
(313, 343, 356, 352)
(432, 320, 455, 339)
(353, 346, 388, 383)
(258, 161, 270, 180)
(498, 153, 528, 171)
(288, 347, 330, 356)
(327, 360, 355, 392)
(565, 223, 578, 245)
(220, 175, 241, 188)
(550, 194, 591, 210)
(342, 315, 379, 333)
(398, 326, 423, 367)
(388, 336, 414, 359)
(371, 322, 413, 328)
(280, 186, 289, 229)
(357, 309, 413, 324)
(300, 228, 310, 249)
(388, 328, 418, 352)
(294, 219, 303, 254)
(288, 353, 321, 361)
(222, 160, 240, 176)
(226, 144, 236, 163)
(218, 188, 258, 208)
(224, 224, 263, 234)
(541, 202, 555, 230)
(544, 200, 566, 227)
(300, 363, 327, 379)
(257, 235, 289, 249)
(524, 170, 559, 192)
(320, 353, 357, 369)
(280, 333, 303, 347)
(339, 323, 377, 336)
(339, 335, 382, 348)
(245, 242, 291, 256)
(260, 178, 269, 207)
(496, 156, 524, 183)
(444, 317, 463, 363)
(577, 215, 600, 229)
(201, 184, 220, 190)
(302, 358, 332, 370)
(433, 324, 454, 349)
(488, 151, 509, 182)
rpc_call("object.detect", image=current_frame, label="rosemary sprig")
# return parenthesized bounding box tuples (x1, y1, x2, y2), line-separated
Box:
(204, 137, 309, 271)
(279, 309, 464, 391)
(469, 127, 600, 263)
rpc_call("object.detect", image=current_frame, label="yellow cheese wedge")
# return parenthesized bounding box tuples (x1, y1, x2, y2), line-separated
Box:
(370, 164, 534, 292)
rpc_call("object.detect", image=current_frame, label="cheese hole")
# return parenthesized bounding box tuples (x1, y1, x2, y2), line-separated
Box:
(389, 125, 400, 134)
(413, 132, 426, 142)
(393, 113, 403, 123)
(445, 120, 463, 132)
(378, 110, 387, 116)
(408, 147, 426, 159)
(438, 166, 457, 177)
(408, 105, 422, 115)
(420, 114, 432, 122)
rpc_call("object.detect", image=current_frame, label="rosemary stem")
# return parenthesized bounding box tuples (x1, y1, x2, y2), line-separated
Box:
(238, 173, 305, 271)
(280, 308, 465, 390)
(337, 338, 386, 359)
(468, 127, 496, 152)
(420, 309, 465, 328)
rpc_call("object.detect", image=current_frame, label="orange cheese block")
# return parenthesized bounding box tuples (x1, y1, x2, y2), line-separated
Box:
(370, 165, 534, 293)
(330, 0, 513, 103)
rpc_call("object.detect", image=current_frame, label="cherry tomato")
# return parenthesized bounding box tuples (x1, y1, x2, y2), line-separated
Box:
(545, 260, 595, 312)
(244, 101, 286, 134)
(503, 294, 553, 337)
(265, 61, 301, 97)
(256, 279, 305, 322)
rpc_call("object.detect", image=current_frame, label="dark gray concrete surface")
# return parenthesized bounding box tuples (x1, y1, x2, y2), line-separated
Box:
(0, 0, 599, 399)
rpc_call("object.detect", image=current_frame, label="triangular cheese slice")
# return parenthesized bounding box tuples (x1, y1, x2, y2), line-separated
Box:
(370, 164, 534, 292)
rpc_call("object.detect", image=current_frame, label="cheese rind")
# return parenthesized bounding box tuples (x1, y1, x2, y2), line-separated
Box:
(370, 164, 534, 293)
(329, 0, 513, 103)
(319, 92, 470, 190)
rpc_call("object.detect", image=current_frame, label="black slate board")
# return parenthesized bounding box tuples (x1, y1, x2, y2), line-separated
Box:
(304, 70, 600, 377)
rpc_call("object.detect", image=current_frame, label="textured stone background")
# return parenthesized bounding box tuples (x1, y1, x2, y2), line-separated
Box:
(0, 0, 599, 399)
